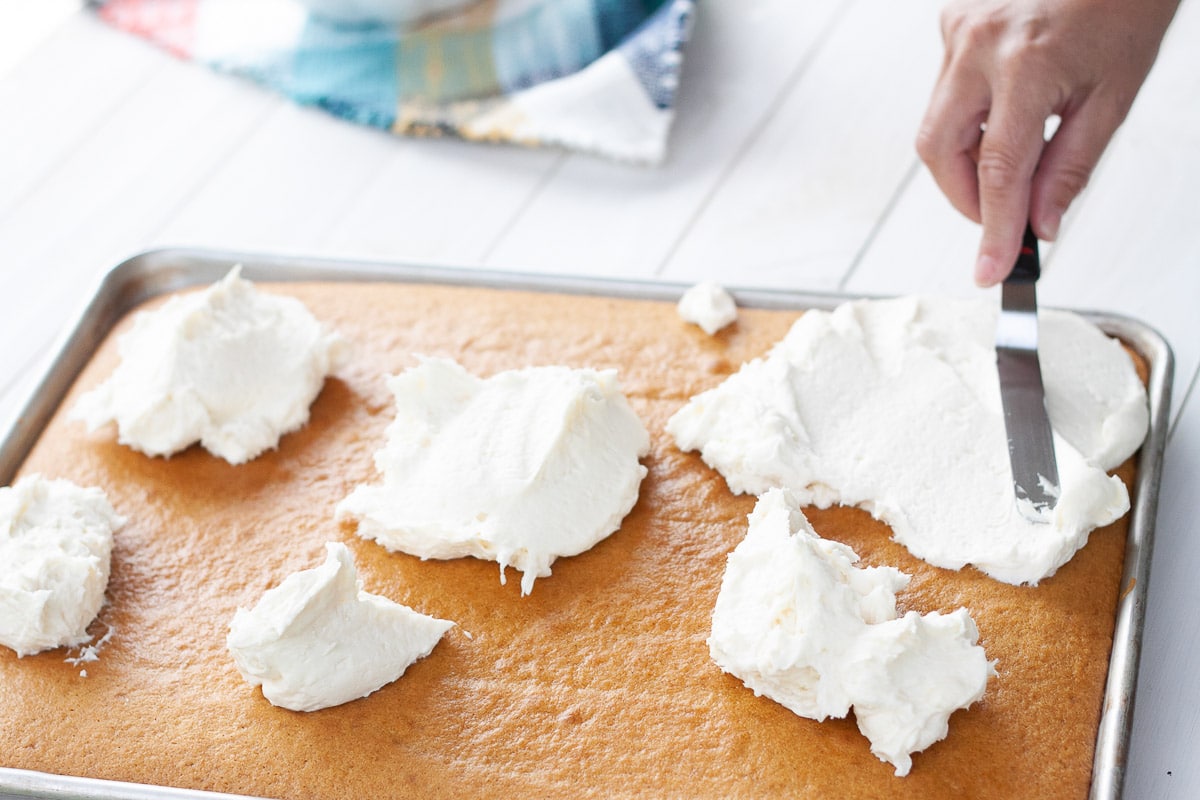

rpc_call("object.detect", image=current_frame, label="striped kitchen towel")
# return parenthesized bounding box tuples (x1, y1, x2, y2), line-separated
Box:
(89, 0, 696, 164)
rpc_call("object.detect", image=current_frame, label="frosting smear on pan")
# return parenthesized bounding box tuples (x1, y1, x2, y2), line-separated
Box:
(669, 296, 1148, 585)
(73, 267, 347, 465)
(338, 357, 650, 595)
(0, 475, 124, 657)
(709, 488, 994, 776)
(227, 542, 453, 712)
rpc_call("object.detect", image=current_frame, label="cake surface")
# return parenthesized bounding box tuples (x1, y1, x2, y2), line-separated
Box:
(0, 280, 1142, 799)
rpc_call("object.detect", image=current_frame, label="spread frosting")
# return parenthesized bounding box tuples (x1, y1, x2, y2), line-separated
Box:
(73, 267, 347, 465)
(668, 296, 1148, 585)
(677, 280, 738, 334)
(0, 475, 125, 657)
(710, 488, 994, 776)
(337, 357, 650, 595)
(227, 542, 453, 712)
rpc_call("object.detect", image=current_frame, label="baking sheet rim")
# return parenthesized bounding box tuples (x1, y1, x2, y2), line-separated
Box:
(0, 248, 1176, 800)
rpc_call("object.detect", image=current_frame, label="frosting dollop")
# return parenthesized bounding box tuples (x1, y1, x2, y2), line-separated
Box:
(0, 475, 125, 657)
(337, 357, 651, 595)
(73, 267, 347, 464)
(227, 542, 453, 712)
(710, 488, 994, 776)
(668, 296, 1148, 585)
(677, 280, 738, 335)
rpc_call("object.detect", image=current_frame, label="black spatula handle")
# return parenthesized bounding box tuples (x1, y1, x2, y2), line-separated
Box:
(1008, 223, 1041, 283)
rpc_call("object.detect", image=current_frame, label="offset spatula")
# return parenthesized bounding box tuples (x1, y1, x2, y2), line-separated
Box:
(995, 224, 1059, 521)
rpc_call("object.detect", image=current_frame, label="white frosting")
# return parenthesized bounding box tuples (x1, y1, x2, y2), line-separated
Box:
(73, 267, 347, 465)
(710, 488, 993, 776)
(337, 357, 650, 595)
(668, 296, 1148, 585)
(227, 542, 453, 712)
(677, 280, 738, 335)
(0, 475, 124, 657)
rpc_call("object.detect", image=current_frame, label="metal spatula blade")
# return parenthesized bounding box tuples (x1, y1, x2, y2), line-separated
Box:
(995, 224, 1059, 521)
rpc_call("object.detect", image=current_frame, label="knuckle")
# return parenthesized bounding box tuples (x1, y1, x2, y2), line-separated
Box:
(997, 37, 1049, 75)
(958, 8, 1009, 50)
(1049, 161, 1093, 200)
(940, 2, 1005, 53)
(994, 14, 1055, 74)
(958, 17, 999, 52)
(939, 4, 967, 41)
(1094, 90, 1136, 128)
(1015, 13, 1052, 46)
(944, 5, 1057, 76)
(976, 147, 1025, 190)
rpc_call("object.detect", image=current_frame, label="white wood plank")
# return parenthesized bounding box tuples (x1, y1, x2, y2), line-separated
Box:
(0, 0, 80, 81)
(0, 12, 161, 220)
(652, 0, 945, 288)
(0, 349, 49, 458)
(149, 101, 394, 255)
(481, 0, 855, 278)
(0, 55, 276, 269)
(1125, 386, 1200, 799)
(319, 138, 563, 267)
(0, 50, 280, 401)
(842, 161, 1079, 297)
(842, 164, 984, 297)
(149, 99, 559, 268)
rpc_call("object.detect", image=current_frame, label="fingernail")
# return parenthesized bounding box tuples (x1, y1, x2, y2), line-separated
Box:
(1040, 211, 1061, 241)
(975, 255, 1003, 287)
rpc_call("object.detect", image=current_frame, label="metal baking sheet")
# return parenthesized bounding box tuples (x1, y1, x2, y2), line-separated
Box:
(0, 249, 1175, 800)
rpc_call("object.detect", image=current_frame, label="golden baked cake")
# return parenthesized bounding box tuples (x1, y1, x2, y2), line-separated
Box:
(0, 281, 1143, 799)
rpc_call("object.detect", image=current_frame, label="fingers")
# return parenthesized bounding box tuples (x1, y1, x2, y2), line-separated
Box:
(916, 51, 991, 224)
(916, 4, 1050, 285)
(1029, 93, 1127, 241)
(973, 80, 1055, 286)
(918, 0, 1176, 287)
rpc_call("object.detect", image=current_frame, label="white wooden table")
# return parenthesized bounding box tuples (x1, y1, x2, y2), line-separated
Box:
(1, 1, 1196, 796)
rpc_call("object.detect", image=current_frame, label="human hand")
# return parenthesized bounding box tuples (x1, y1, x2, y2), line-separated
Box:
(916, 0, 1181, 286)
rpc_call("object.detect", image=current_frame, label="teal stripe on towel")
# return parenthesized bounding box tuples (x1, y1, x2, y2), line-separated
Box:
(292, 19, 400, 127)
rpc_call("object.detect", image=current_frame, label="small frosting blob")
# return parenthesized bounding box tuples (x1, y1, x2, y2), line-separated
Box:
(337, 357, 651, 595)
(668, 296, 1149, 585)
(227, 542, 453, 712)
(0, 475, 125, 657)
(710, 488, 994, 776)
(677, 280, 737, 335)
(73, 267, 347, 465)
